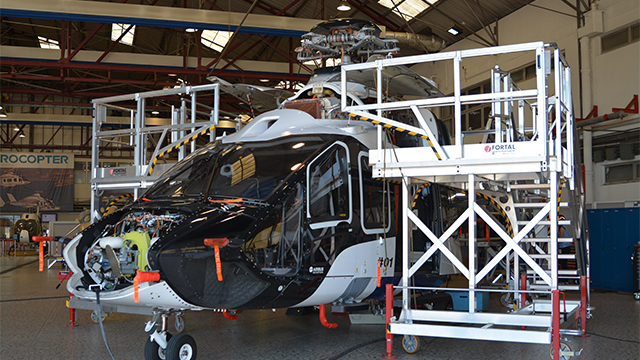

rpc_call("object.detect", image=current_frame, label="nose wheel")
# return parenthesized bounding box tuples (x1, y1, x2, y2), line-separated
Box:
(145, 310, 196, 360)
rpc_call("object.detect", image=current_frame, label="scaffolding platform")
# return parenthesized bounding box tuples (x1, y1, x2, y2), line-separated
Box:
(341, 42, 589, 359)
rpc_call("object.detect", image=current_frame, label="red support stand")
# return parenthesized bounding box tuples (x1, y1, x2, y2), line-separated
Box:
(382, 283, 397, 359)
(579, 275, 589, 337)
(552, 289, 560, 360)
(59, 271, 78, 327)
(520, 274, 527, 330)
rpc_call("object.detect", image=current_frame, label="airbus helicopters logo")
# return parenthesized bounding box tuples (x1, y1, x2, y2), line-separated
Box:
(485, 144, 516, 154)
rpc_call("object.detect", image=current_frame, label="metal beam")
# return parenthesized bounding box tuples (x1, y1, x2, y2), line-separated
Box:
(0, 0, 321, 37)
(1, 46, 312, 76)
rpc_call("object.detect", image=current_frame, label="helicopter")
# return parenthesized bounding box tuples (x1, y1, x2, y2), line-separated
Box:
(0, 171, 31, 188)
(61, 19, 499, 360)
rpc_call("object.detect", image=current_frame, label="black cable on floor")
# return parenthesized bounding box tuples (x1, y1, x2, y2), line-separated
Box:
(0, 259, 39, 275)
(320, 337, 385, 360)
(587, 332, 640, 344)
(0, 296, 68, 303)
(94, 289, 116, 360)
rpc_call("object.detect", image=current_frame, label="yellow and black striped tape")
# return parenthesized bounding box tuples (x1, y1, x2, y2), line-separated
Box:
(148, 124, 216, 175)
(411, 182, 431, 209)
(373, 178, 401, 185)
(103, 193, 133, 216)
(463, 190, 514, 237)
(348, 113, 443, 161)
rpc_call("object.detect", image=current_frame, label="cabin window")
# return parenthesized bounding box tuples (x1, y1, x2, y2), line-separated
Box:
(359, 153, 393, 234)
(307, 142, 351, 229)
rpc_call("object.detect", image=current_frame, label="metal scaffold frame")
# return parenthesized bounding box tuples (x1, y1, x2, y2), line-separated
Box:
(341, 42, 589, 359)
(90, 83, 220, 223)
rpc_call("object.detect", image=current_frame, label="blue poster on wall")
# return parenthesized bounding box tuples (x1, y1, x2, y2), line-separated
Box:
(0, 152, 74, 212)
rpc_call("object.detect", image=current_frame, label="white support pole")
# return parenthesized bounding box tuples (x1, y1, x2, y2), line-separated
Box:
(134, 96, 144, 176)
(402, 176, 410, 318)
(191, 91, 197, 153)
(536, 46, 548, 159)
(180, 98, 186, 161)
(554, 48, 562, 168)
(550, 170, 558, 289)
(468, 174, 476, 313)
(453, 52, 463, 153)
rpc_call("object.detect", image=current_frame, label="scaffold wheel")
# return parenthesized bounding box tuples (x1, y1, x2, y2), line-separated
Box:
(549, 342, 572, 360)
(402, 335, 419, 354)
(174, 315, 185, 333)
(91, 310, 109, 323)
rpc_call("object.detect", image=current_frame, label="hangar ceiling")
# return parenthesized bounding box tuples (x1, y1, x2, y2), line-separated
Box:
(0, 0, 587, 116)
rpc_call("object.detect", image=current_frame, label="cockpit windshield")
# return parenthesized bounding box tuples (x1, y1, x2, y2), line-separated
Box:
(143, 136, 330, 200)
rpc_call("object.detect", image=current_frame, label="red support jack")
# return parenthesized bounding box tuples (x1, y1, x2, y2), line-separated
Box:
(382, 283, 397, 359)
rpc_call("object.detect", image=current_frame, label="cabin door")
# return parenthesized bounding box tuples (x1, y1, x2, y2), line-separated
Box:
(306, 141, 352, 265)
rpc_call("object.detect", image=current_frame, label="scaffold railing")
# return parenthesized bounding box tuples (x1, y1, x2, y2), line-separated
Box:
(90, 83, 220, 222)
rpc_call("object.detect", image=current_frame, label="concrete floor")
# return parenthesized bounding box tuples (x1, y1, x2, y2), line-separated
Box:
(1, 255, 638, 360)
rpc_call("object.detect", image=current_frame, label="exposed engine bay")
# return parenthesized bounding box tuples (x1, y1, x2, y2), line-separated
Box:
(84, 211, 185, 290)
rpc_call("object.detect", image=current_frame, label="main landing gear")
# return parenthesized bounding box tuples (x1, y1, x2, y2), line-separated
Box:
(144, 309, 195, 360)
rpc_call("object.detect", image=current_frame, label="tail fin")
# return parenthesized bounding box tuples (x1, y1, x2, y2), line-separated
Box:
(7, 193, 17, 203)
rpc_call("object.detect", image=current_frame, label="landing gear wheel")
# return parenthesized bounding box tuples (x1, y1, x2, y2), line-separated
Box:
(166, 333, 197, 360)
(91, 310, 109, 323)
(145, 334, 171, 360)
(402, 335, 419, 354)
(174, 315, 185, 333)
(549, 342, 572, 360)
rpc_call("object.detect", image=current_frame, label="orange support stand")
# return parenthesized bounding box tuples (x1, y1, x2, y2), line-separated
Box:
(382, 283, 397, 359)
(32, 236, 53, 272)
(319, 304, 337, 329)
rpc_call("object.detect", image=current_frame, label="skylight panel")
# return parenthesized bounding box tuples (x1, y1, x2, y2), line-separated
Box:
(201, 30, 233, 53)
(378, 0, 436, 19)
(111, 24, 136, 46)
(38, 36, 60, 50)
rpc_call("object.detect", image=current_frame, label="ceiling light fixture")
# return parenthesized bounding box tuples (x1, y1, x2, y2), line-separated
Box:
(151, 110, 160, 115)
(337, 1, 351, 11)
(18, 131, 26, 138)
(13, 125, 20, 131)
(259, 79, 269, 83)
(0, 106, 7, 118)
(185, 28, 197, 33)
(448, 25, 462, 36)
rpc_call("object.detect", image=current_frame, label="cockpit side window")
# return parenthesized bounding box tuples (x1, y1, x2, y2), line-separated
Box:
(306, 142, 351, 229)
(242, 183, 304, 276)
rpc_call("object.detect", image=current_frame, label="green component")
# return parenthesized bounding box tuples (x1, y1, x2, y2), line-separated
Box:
(122, 231, 151, 271)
